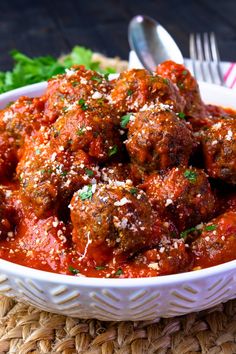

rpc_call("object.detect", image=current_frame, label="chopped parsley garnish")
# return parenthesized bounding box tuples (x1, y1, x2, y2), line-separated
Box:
(62, 106, 68, 112)
(95, 266, 105, 270)
(78, 98, 88, 111)
(79, 185, 93, 201)
(205, 224, 217, 231)
(127, 89, 133, 96)
(115, 268, 123, 276)
(76, 125, 86, 136)
(120, 113, 132, 128)
(71, 81, 79, 87)
(68, 266, 80, 275)
(35, 148, 41, 155)
(177, 81, 185, 89)
(41, 168, 53, 175)
(91, 75, 102, 83)
(85, 168, 94, 177)
(184, 170, 197, 183)
(163, 78, 169, 84)
(182, 70, 188, 76)
(61, 171, 68, 177)
(108, 145, 118, 157)
(177, 112, 186, 119)
(180, 227, 197, 240)
(130, 188, 138, 195)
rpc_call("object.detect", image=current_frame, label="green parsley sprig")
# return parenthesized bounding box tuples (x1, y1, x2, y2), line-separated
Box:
(184, 169, 197, 183)
(0, 46, 115, 93)
(205, 224, 217, 231)
(108, 145, 118, 157)
(120, 113, 132, 129)
(79, 185, 93, 201)
(180, 227, 197, 240)
(68, 265, 80, 275)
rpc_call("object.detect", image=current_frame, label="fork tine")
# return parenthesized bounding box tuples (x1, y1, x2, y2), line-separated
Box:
(189, 33, 196, 60)
(189, 33, 205, 82)
(196, 33, 204, 62)
(196, 33, 212, 82)
(203, 32, 215, 83)
(210, 32, 220, 61)
(189, 33, 197, 77)
(209, 32, 225, 85)
(203, 33, 211, 61)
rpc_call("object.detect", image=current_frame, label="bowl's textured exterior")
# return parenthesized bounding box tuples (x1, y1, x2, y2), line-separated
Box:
(0, 81, 235, 321)
(1, 258, 236, 320)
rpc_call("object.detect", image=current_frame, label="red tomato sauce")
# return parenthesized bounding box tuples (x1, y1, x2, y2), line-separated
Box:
(0, 62, 235, 278)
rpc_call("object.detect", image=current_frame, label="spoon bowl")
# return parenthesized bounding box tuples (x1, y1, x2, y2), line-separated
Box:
(128, 15, 184, 71)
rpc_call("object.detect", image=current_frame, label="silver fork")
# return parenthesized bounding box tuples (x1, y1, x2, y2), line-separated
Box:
(189, 32, 224, 85)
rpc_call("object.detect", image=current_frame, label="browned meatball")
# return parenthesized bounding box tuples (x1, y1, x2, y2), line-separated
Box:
(126, 238, 192, 277)
(110, 69, 185, 114)
(70, 182, 172, 264)
(51, 99, 122, 163)
(156, 60, 206, 119)
(17, 130, 99, 218)
(188, 104, 235, 133)
(0, 96, 46, 181)
(191, 211, 236, 268)
(201, 118, 236, 184)
(44, 65, 113, 123)
(142, 167, 216, 232)
(0, 96, 45, 145)
(126, 110, 194, 172)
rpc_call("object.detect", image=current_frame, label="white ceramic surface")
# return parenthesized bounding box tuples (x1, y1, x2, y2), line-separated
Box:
(0, 81, 235, 321)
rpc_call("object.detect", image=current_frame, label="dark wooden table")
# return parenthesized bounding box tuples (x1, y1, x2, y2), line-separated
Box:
(0, 0, 235, 70)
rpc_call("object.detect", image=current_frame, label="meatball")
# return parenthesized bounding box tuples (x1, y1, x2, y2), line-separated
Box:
(0, 96, 45, 140)
(0, 96, 46, 180)
(142, 167, 216, 232)
(110, 68, 185, 114)
(44, 65, 113, 123)
(156, 60, 206, 119)
(126, 238, 192, 277)
(192, 211, 236, 268)
(201, 118, 236, 184)
(189, 104, 234, 133)
(126, 110, 194, 172)
(17, 131, 99, 218)
(70, 182, 172, 264)
(51, 99, 122, 163)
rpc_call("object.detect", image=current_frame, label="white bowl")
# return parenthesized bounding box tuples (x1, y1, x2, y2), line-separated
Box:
(0, 81, 235, 321)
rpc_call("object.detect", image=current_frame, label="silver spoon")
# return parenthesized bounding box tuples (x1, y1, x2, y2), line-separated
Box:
(128, 15, 184, 71)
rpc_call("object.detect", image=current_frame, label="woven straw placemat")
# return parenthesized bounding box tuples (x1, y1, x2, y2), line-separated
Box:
(0, 295, 236, 353)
